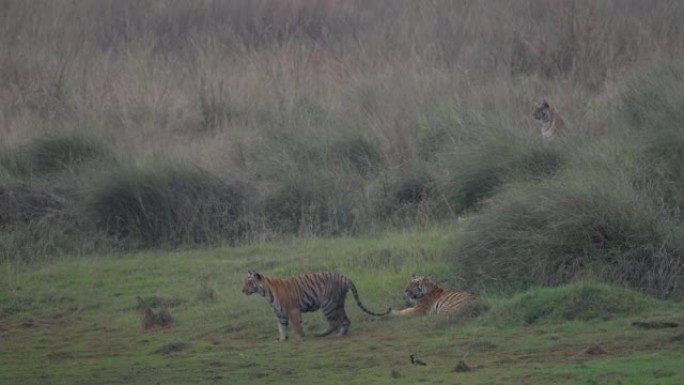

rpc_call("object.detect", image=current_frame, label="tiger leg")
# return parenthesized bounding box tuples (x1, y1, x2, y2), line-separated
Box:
(336, 313, 351, 336)
(314, 322, 338, 337)
(315, 305, 349, 337)
(391, 307, 420, 316)
(289, 309, 305, 340)
(276, 314, 289, 342)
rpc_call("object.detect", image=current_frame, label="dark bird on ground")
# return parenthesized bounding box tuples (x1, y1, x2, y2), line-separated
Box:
(410, 354, 427, 366)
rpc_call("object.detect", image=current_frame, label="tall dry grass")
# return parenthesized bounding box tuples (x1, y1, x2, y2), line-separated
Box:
(1, 0, 684, 294)
(2, 0, 681, 159)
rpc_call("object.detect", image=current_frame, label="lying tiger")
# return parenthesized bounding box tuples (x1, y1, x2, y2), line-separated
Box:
(242, 271, 391, 341)
(392, 274, 473, 317)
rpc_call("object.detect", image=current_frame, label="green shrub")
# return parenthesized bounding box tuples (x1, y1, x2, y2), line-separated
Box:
(0, 148, 20, 182)
(371, 160, 438, 224)
(86, 165, 251, 247)
(0, 183, 65, 226)
(18, 133, 111, 176)
(480, 283, 659, 326)
(0, 183, 85, 263)
(239, 128, 373, 236)
(453, 170, 683, 298)
(335, 135, 386, 176)
(262, 172, 362, 236)
(617, 59, 684, 215)
(438, 139, 564, 214)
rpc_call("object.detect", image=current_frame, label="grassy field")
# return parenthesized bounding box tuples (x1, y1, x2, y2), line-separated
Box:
(2, 228, 683, 385)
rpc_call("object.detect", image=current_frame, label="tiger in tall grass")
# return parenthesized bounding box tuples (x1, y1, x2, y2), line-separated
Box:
(392, 274, 473, 318)
(242, 271, 391, 341)
(533, 100, 565, 141)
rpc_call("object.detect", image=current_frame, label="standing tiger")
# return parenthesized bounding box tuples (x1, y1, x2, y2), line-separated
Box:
(533, 100, 565, 141)
(241, 271, 391, 341)
(392, 274, 473, 317)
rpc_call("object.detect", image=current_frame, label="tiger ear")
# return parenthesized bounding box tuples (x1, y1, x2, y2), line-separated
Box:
(542, 100, 549, 108)
(411, 274, 418, 279)
(248, 271, 262, 280)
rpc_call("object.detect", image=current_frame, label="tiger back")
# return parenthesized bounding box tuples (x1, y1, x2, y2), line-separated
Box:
(392, 274, 472, 318)
(533, 100, 564, 140)
(242, 271, 390, 341)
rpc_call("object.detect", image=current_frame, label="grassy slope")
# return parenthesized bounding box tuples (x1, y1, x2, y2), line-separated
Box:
(1, 229, 683, 385)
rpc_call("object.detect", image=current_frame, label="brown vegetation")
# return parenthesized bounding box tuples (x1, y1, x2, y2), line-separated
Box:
(137, 296, 172, 330)
(1, 0, 683, 297)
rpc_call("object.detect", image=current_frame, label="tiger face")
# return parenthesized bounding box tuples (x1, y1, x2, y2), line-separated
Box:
(533, 100, 563, 140)
(241, 271, 263, 295)
(533, 100, 552, 123)
(393, 274, 473, 318)
(404, 274, 431, 300)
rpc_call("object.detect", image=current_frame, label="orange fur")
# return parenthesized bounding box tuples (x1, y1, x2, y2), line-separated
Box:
(392, 275, 472, 317)
(533, 100, 564, 140)
(242, 271, 390, 341)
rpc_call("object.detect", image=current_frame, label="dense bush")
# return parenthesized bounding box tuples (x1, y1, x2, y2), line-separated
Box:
(0, 183, 84, 263)
(16, 133, 111, 176)
(86, 166, 251, 247)
(0, 183, 66, 227)
(438, 139, 564, 214)
(261, 170, 365, 236)
(454, 167, 683, 299)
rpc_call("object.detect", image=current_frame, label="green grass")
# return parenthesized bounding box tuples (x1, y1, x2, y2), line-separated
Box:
(1, 229, 682, 385)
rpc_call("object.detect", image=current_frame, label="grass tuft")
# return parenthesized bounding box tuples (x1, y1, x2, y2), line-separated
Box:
(137, 296, 173, 330)
(151, 341, 189, 355)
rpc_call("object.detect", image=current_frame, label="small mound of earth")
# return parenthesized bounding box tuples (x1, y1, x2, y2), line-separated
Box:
(578, 345, 607, 357)
(631, 321, 679, 329)
(452, 360, 471, 372)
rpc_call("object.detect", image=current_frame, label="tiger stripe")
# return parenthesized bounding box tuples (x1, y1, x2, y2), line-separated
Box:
(242, 271, 390, 341)
(392, 274, 473, 317)
(533, 100, 565, 141)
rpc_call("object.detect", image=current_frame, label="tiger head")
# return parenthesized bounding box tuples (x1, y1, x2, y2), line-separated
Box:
(242, 271, 264, 295)
(404, 274, 433, 300)
(532, 100, 552, 123)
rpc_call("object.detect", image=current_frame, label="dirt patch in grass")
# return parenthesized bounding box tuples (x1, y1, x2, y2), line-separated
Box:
(151, 342, 190, 355)
(577, 344, 608, 357)
(46, 351, 74, 361)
